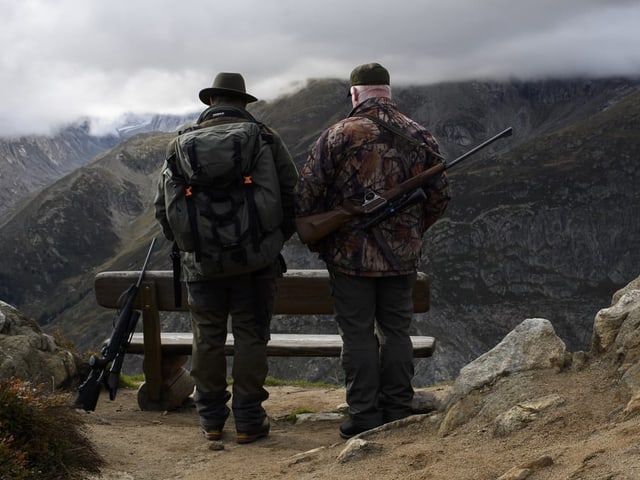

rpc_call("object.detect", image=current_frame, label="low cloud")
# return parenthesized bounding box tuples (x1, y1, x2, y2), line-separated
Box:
(1, 0, 639, 136)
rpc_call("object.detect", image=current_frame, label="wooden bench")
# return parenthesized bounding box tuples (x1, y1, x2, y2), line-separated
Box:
(94, 269, 435, 411)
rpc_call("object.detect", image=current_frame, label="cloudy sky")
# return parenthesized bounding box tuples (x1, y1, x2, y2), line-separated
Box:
(1, 0, 639, 136)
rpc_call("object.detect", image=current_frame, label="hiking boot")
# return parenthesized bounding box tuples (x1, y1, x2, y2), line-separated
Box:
(339, 420, 378, 440)
(236, 417, 270, 444)
(200, 413, 229, 442)
(202, 427, 224, 441)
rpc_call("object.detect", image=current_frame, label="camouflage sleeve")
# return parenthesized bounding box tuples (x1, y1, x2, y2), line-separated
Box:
(295, 129, 333, 217)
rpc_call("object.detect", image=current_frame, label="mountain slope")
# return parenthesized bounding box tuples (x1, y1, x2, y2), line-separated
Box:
(0, 132, 173, 345)
(0, 77, 639, 384)
(0, 113, 198, 224)
(0, 122, 119, 221)
(418, 86, 640, 380)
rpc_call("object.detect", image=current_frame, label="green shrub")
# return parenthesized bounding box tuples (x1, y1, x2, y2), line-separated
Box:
(0, 378, 104, 479)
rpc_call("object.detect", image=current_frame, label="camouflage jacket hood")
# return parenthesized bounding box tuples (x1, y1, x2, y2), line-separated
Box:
(295, 97, 450, 276)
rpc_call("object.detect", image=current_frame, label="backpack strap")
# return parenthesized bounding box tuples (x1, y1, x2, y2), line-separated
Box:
(170, 242, 182, 307)
(235, 137, 262, 253)
(184, 184, 202, 262)
(184, 140, 201, 176)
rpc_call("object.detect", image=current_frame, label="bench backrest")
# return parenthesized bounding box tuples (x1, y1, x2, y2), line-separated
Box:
(94, 269, 430, 315)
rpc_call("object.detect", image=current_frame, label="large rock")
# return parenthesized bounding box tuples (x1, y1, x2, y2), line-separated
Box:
(592, 288, 640, 355)
(0, 301, 77, 387)
(438, 319, 569, 437)
(589, 276, 640, 413)
(451, 318, 567, 397)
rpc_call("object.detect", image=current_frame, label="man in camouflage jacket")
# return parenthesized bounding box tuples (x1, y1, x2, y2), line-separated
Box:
(295, 63, 450, 439)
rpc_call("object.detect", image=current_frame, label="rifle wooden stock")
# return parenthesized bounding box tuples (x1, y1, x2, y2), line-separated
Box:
(295, 208, 357, 245)
(296, 161, 448, 244)
(295, 127, 512, 245)
(295, 164, 443, 245)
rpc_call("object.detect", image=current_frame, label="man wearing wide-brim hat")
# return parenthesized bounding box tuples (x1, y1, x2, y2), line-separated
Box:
(154, 72, 298, 445)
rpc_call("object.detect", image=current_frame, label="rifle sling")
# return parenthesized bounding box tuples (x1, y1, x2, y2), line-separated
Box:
(171, 242, 182, 307)
(355, 114, 444, 160)
(370, 226, 404, 272)
(354, 114, 430, 270)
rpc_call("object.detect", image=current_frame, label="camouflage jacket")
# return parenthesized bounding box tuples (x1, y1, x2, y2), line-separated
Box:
(295, 97, 450, 276)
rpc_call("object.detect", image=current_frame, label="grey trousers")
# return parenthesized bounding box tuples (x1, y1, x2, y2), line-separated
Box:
(329, 270, 416, 428)
(187, 266, 275, 432)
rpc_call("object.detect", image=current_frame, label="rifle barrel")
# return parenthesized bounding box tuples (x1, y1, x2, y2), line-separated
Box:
(73, 238, 156, 411)
(294, 127, 513, 245)
(136, 237, 156, 288)
(447, 127, 513, 169)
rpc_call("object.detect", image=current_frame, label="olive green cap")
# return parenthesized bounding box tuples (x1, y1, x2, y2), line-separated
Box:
(349, 62, 390, 87)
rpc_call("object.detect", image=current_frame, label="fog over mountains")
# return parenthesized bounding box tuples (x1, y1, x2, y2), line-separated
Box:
(0, 76, 638, 384)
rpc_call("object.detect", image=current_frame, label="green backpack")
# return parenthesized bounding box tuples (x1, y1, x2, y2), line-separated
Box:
(162, 107, 284, 280)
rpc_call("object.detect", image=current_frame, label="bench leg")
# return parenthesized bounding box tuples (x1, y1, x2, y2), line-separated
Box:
(137, 355, 194, 411)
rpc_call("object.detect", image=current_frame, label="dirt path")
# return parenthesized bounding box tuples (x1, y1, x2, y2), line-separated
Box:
(82, 361, 640, 480)
(83, 386, 347, 480)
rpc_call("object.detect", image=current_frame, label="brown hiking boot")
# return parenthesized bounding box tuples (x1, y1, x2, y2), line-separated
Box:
(203, 428, 223, 441)
(236, 417, 270, 444)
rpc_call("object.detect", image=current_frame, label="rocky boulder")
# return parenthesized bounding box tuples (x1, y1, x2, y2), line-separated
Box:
(0, 300, 78, 387)
(591, 275, 640, 413)
(451, 318, 568, 398)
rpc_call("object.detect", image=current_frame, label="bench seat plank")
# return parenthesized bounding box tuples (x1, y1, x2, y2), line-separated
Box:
(128, 332, 435, 358)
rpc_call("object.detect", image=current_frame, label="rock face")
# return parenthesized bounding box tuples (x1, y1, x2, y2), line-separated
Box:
(591, 278, 640, 414)
(0, 301, 77, 388)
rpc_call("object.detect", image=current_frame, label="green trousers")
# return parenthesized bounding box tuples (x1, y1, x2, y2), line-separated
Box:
(187, 266, 276, 432)
(330, 270, 416, 428)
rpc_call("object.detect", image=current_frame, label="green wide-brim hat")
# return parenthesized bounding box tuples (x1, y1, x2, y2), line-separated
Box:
(198, 72, 258, 105)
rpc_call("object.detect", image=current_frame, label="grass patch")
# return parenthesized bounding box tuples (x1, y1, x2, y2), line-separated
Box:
(118, 373, 145, 390)
(115, 374, 339, 390)
(264, 377, 339, 388)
